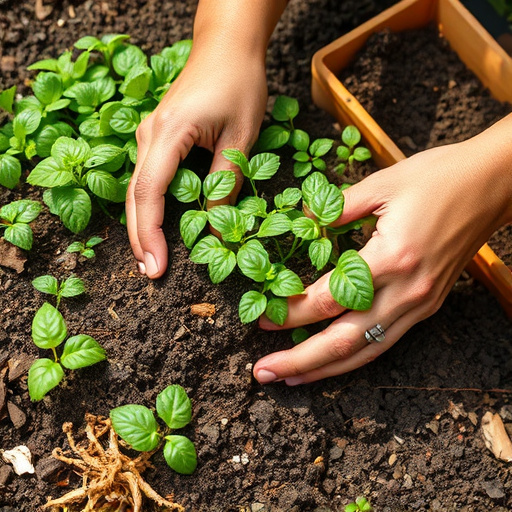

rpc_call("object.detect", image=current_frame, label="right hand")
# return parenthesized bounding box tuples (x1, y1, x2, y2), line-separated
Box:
(126, 48, 268, 278)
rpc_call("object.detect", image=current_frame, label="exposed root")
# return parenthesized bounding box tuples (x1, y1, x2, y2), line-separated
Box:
(44, 414, 185, 512)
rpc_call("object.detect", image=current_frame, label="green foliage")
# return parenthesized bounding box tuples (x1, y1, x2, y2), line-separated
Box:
(0, 34, 192, 232)
(66, 235, 104, 258)
(344, 496, 373, 512)
(110, 385, 197, 475)
(0, 199, 42, 250)
(32, 274, 85, 308)
(335, 125, 372, 175)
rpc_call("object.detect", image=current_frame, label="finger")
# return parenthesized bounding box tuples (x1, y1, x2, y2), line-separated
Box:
(254, 284, 410, 384)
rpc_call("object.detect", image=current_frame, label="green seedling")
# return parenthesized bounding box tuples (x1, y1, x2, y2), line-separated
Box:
(345, 496, 373, 512)
(335, 125, 372, 175)
(67, 236, 104, 258)
(32, 274, 85, 308)
(291, 328, 309, 345)
(110, 385, 197, 475)
(290, 131, 334, 178)
(27, 302, 106, 401)
(0, 199, 42, 250)
(0, 34, 192, 232)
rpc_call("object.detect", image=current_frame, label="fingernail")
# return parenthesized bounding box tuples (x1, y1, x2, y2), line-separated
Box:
(137, 261, 146, 275)
(285, 376, 304, 386)
(256, 369, 277, 384)
(144, 252, 159, 277)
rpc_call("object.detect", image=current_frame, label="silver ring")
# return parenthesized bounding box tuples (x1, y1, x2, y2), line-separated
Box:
(365, 324, 386, 343)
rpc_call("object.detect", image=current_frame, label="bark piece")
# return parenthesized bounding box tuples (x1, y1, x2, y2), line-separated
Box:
(190, 303, 216, 317)
(481, 411, 512, 462)
(7, 401, 26, 429)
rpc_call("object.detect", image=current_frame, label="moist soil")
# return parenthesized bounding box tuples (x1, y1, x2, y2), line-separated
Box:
(1, 1, 512, 511)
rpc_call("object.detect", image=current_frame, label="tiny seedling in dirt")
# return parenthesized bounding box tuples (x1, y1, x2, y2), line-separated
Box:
(335, 125, 372, 175)
(290, 132, 334, 178)
(27, 299, 106, 401)
(0, 199, 42, 250)
(345, 496, 373, 512)
(66, 235, 104, 258)
(110, 384, 197, 475)
(291, 327, 309, 345)
(32, 274, 85, 308)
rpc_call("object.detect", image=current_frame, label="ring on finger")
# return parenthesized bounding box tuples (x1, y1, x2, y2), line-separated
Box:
(364, 323, 386, 343)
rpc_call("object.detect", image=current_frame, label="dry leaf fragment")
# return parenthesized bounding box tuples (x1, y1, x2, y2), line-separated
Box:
(190, 303, 216, 317)
(1, 445, 35, 475)
(481, 411, 512, 462)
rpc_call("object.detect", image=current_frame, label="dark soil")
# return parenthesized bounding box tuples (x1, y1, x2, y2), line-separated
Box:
(1, 2, 512, 512)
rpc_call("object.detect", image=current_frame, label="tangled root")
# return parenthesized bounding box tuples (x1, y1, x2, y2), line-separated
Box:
(44, 414, 184, 512)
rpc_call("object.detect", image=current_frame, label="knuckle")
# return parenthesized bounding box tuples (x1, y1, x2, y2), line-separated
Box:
(327, 334, 353, 360)
(133, 173, 158, 203)
(310, 290, 343, 319)
(392, 245, 422, 275)
(409, 275, 437, 306)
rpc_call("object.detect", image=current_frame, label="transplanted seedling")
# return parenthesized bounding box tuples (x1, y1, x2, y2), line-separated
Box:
(335, 125, 372, 174)
(290, 130, 334, 178)
(32, 274, 85, 308)
(66, 235, 104, 258)
(110, 384, 197, 475)
(345, 496, 373, 512)
(0, 199, 42, 250)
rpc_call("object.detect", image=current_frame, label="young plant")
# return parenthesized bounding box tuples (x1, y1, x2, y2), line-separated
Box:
(66, 235, 104, 258)
(27, 302, 106, 401)
(110, 385, 197, 475)
(0, 199, 42, 250)
(345, 496, 373, 512)
(32, 274, 85, 308)
(290, 131, 334, 178)
(335, 125, 372, 174)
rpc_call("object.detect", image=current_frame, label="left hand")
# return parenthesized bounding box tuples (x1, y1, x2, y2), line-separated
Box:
(252, 118, 512, 385)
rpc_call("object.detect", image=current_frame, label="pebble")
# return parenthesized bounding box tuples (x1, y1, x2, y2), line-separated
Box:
(388, 453, 397, 466)
(0, 464, 12, 487)
(482, 479, 505, 499)
(251, 504, 266, 512)
(220, 418, 228, 426)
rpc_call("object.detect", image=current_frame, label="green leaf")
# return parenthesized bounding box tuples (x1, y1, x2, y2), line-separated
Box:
(312, 158, 327, 171)
(309, 238, 332, 270)
(13, 109, 42, 139)
(110, 107, 140, 134)
(203, 171, 236, 201)
(1, 199, 41, 224)
(3, 223, 33, 250)
(256, 213, 292, 237)
(85, 144, 126, 168)
(289, 129, 310, 151)
(265, 297, 288, 326)
(124, 138, 138, 164)
(28, 157, 74, 188)
(207, 205, 249, 243)
(83, 64, 110, 82)
(302, 172, 329, 204)
(180, 210, 208, 249)
(293, 151, 310, 163)
(59, 276, 85, 297)
(208, 248, 236, 283)
(160, 39, 192, 72)
(52, 136, 90, 168)
(32, 275, 59, 296)
(74, 36, 102, 50)
(254, 125, 290, 151)
(239, 290, 267, 324)
(32, 302, 67, 349)
(119, 65, 152, 100)
(268, 269, 304, 297)
(61, 335, 106, 369)
(156, 385, 192, 430)
(249, 153, 280, 180)
(293, 161, 313, 178)
(329, 249, 374, 310)
(291, 217, 320, 240)
(274, 188, 302, 210)
(292, 327, 309, 345)
(222, 149, 250, 177)
(169, 168, 201, 203)
(237, 196, 267, 218)
(237, 240, 271, 282)
(33, 73, 63, 106)
(43, 187, 92, 233)
(342, 125, 361, 147)
(35, 123, 73, 158)
(337, 145, 351, 161)
(150, 55, 177, 89)
(189, 235, 224, 264)
(86, 236, 104, 248)
(110, 405, 160, 452)
(27, 58, 59, 72)
(67, 241, 84, 253)
(112, 44, 147, 77)
(0, 86, 16, 114)
(14, 96, 43, 115)
(82, 248, 95, 258)
(344, 504, 359, 512)
(306, 183, 344, 226)
(28, 359, 64, 401)
(353, 146, 372, 162)
(272, 95, 299, 122)
(102, 34, 130, 52)
(310, 138, 334, 157)
(163, 435, 197, 475)
(86, 170, 119, 201)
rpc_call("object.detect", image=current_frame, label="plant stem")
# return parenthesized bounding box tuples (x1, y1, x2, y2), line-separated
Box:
(250, 180, 258, 197)
(283, 237, 302, 263)
(96, 198, 114, 219)
(274, 238, 284, 260)
(51, 347, 59, 363)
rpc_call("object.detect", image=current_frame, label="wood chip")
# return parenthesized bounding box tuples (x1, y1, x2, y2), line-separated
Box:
(0, 378, 6, 412)
(0, 238, 26, 273)
(190, 303, 216, 317)
(7, 401, 26, 429)
(481, 411, 512, 462)
(8, 354, 34, 382)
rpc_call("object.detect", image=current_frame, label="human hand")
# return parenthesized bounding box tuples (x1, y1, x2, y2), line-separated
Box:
(253, 119, 512, 385)
(126, 49, 268, 278)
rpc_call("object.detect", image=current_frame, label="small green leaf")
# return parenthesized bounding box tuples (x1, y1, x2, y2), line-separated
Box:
(329, 250, 374, 310)
(110, 405, 160, 452)
(306, 183, 344, 226)
(52, 137, 90, 168)
(237, 240, 271, 282)
(59, 276, 85, 298)
(28, 157, 75, 188)
(353, 146, 372, 162)
(310, 138, 334, 157)
(337, 145, 351, 161)
(33, 72, 63, 106)
(82, 248, 95, 258)
(312, 158, 327, 171)
(43, 187, 92, 233)
(119, 65, 152, 100)
(292, 327, 309, 344)
(112, 44, 147, 77)
(302, 172, 329, 204)
(237, 196, 267, 218)
(291, 217, 320, 240)
(293, 151, 310, 163)
(13, 109, 42, 139)
(342, 125, 361, 147)
(32, 302, 67, 349)
(265, 297, 288, 326)
(180, 210, 208, 249)
(274, 188, 302, 210)
(254, 124, 290, 151)
(272, 95, 299, 122)
(203, 171, 236, 201)
(156, 385, 192, 429)
(309, 238, 332, 270)
(208, 248, 236, 284)
(110, 107, 140, 134)
(239, 290, 267, 324)
(28, 359, 64, 401)
(0, 86, 16, 114)
(169, 168, 201, 203)
(35, 123, 73, 158)
(0, 199, 41, 224)
(163, 435, 197, 475)
(189, 235, 224, 264)
(249, 153, 280, 180)
(86, 170, 120, 201)
(27, 58, 59, 72)
(222, 149, 250, 177)
(344, 504, 359, 512)
(289, 129, 310, 151)
(86, 236, 104, 248)
(207, 205, 250, 243)
(85, 144, 126, 168)
(257, 213, 292, 237)
(268, 269, 304, 297)
(32, 275, 59, 296)
(74, 36, 102, 50)
(67, 241, 84, 253)
(61, 335, 106, 369)
(160, 39, 192, 72)
(4, 224, 33, 250)
(293, 161, 313, 178)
